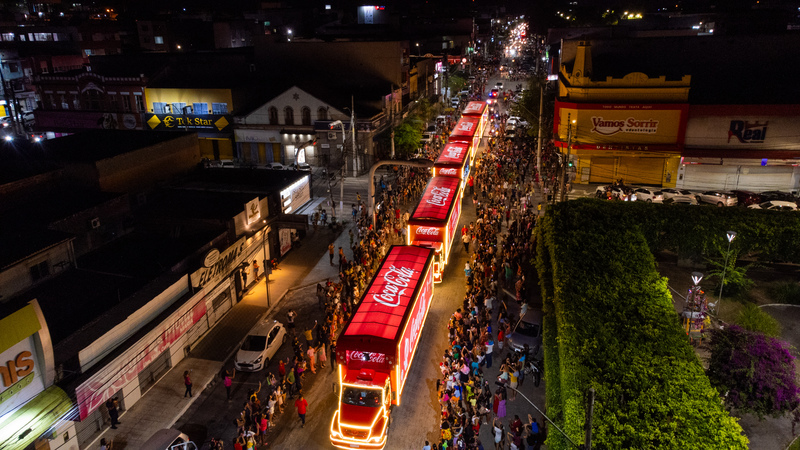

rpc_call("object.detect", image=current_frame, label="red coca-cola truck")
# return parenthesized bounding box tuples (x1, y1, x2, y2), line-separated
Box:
(406, 176, 463, 283)
(330, 245, 435, 449)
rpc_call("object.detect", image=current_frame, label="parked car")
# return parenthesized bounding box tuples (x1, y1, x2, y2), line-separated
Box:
(506, 116, 529, 128)
(293, 162, 312, 172)
(234, 319, 287, 371)
(508, 308, 543, 355)
(748, 200, 798, 211)
(759, 191, 798, 204)
(267, 162, 287, 170)
(661, 188, 697, 202)
(633, 187, 664, 203)
(696, 191, 737, 207)
(731, 190, 763, 207)
(663, 197, 699, 206)
(0, 116, 11, 128)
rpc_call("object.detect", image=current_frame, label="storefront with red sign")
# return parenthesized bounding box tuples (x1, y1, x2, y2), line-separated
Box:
(407, 176, 463, 282)
(678, 105, 800, 192)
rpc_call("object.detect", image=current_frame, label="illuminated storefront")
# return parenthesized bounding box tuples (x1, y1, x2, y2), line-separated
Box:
(0, 301, 74, 450)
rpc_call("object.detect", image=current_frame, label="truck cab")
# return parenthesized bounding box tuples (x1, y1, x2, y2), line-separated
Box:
(331, 368, 392, 449)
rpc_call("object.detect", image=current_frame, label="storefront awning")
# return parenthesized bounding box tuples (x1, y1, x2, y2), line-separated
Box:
(0, 385, 73, 450)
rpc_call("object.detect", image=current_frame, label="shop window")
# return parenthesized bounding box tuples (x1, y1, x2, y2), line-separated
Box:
(212, 102, 228, 114)
(193, 102, 208, 114)
(30, 260, 49, 282)
(301, 107, 311, 126)
(284, 106, 294, 125)
(317, 107, 327, 121)
(135, 94, 144, 112)
(269, 107, 278, 124)
(172, 102, 187, 114)
(153, 102, 168, 114)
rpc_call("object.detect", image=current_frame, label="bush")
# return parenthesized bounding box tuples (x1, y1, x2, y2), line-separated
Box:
(736, 304, 782, 337)
(708, 325, 800, 418)
(536, 202, 748, 449)
(768, 281, 800, 305)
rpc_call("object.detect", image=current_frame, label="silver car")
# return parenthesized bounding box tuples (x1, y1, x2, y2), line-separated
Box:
(633, 188, 663, 203)
(234, 319, 287, 371)
(661, 188, 696, 202)
(696, 191, 737, 207)
(507, 308, 542, 356)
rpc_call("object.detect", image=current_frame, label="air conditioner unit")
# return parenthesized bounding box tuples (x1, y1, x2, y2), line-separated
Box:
(328, 132, 337, 140)
(90, 217, 101, 229)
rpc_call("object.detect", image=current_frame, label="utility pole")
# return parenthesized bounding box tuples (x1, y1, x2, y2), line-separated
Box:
(585, 388, 595, 450)
(536, 77, 544, 195)
(560, 114, 573, 203)
(350, 95, 357, 176)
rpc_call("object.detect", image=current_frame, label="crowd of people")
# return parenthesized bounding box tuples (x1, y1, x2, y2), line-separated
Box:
(432, 111, 548, 450)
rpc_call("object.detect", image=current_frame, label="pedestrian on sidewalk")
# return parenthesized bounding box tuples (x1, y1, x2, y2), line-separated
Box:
(252, 260, 260, 281)
(183, 370, 193, 397)
(462, 233, 471, 253)
(328, 243, 335, 265)
(105, 397, 120, 429)
(304, 320, 317, 347)
(330, 339, 337, 373)
(295, 393, 308, 428)
(224, 369, 236, 401)
(100, 438, 112, 450)
(307, 345, 317, 373)
(318, 343, 327, 369)
(286, 309, 297, 336)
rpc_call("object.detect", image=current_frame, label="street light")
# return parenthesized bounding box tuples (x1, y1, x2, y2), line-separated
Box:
(718, 231, 737, 309)
(691, 272, 703, 286)
(416, 43, 420, 56)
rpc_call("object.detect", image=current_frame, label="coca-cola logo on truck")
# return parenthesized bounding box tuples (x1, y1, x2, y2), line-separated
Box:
(372, 265, 416, 307)
(427, 187, 452, 206)
(438, 168, 458, 176)
(346, 351, 387, 364)
(415, 226, 441, 237)
(456, 121, 475, 132)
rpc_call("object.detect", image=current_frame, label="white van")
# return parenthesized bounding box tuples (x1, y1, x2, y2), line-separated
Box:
(141, 429, 197, 450)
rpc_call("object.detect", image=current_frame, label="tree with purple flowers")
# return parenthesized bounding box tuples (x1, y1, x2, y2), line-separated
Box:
(708, 325, 800, 419)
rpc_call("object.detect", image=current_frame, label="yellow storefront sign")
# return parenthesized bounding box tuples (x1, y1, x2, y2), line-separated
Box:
(555, 102, 688, 146)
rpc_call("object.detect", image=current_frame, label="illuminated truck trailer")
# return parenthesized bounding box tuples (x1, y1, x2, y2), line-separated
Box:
(330, 245, 435, 450)
(433, 142, 472, 190)
(406, 176, 463, 283)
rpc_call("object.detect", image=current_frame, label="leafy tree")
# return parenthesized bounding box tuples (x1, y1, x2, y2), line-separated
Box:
(705, 242, 756, 298)
(708, 325, 800, 418)
(448, 75, 467, 95)
(392, 122, 422, 159)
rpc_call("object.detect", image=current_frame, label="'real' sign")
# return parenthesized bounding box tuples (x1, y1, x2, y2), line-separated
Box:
(728, 120, 768, 143)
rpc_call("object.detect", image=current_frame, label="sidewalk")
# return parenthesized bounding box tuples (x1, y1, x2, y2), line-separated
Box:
(89, 202, 360, 449)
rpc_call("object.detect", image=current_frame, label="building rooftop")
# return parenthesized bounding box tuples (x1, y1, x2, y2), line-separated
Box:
(40, 130, 195, 163)
(560, 35, 800, 104)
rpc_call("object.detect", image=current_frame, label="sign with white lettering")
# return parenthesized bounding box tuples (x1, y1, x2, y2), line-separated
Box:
(683, 105, 800, 151)
(396, 257, 433, 402)
(411, 177, 461, 222)
(190, 237, 247, 288)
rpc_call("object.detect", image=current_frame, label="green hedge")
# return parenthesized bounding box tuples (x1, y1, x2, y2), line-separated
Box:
(566, 198, 800, 263)
(537, 202, 748, 449)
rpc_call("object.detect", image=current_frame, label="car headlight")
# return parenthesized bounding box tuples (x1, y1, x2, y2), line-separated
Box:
(254, 356, 263, 364)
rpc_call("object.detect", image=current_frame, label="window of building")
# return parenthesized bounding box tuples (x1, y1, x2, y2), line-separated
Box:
(72, 97, 80, 110)
(172, 102, 187, 114)
(121, 95, 131, 112)
(301, 107, 311, 126)
(7, 62, 18, 73)
(109, 95, 119, 110)
(269, 106, 278, 124)
(30, 261, 50, 282)
(153, 102, 167, 114)
(1, 33, 14, 41)
(193, 102, 208, 114)
(49, 95, 56, 109)
(135, 94, 144, 112)
(154, 36, 164, 44)
(83, 90, 101, 110)
(317, 107, 327, 121)
(284, 106, 294, 125)
(61, 95, 69, 109)
(212, 102, 228, 114)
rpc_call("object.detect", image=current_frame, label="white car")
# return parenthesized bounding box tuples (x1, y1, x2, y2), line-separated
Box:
(507, 116, 529, 128)
(661, 188, 696, 202)
(696, 191, 737, 207)
(235, 319, 287, 371)
(495, 81, 504, 89)
(748, 200, 798, 211)
(267, 162, 287, 170)
(633, 187, 663, 203)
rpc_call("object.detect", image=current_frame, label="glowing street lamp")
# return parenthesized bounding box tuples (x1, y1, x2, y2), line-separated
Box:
(691, 272, 703, 286)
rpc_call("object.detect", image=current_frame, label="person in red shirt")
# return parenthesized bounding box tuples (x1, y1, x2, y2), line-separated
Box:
(295, 393, 308, 428)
